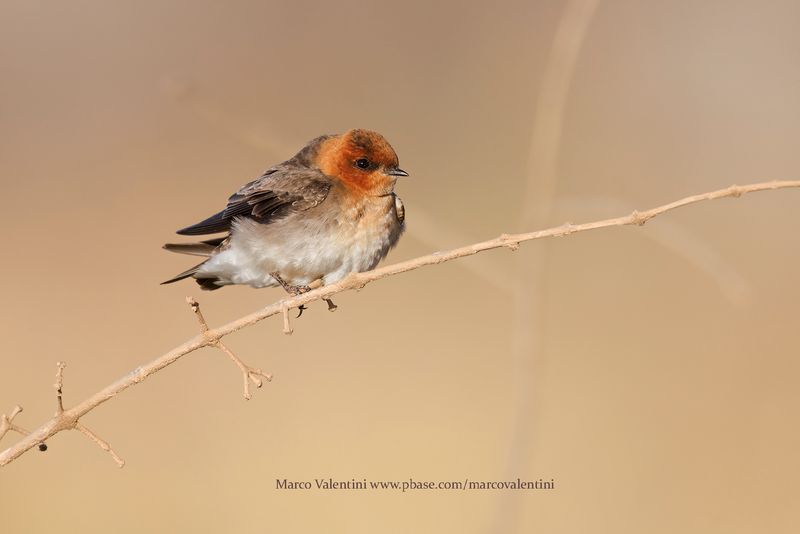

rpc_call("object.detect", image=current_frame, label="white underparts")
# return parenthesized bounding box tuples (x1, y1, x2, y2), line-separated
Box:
(196, 194, 403, 289)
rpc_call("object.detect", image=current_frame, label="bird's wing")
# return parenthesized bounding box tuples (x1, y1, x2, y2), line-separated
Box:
(176, 165, 332, 236)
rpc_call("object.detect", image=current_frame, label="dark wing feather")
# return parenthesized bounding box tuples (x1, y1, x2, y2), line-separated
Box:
(176, 166, 331, 236)
(175, 210, 231, 235)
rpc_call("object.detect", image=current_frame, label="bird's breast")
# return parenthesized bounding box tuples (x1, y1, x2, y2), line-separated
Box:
(215, 192, 404, 288)
(330, 193, 404, 272)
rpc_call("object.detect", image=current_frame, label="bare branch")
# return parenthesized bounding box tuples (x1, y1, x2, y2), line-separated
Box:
(0, 406, 28, 442)
(51, 363, 128, 465)
(74, 422, 125, 468)
(281, 304, 293, 335)
(54, 362, 66, 416)
(0, 180, 798, 467)
(187, 297, 272, 400)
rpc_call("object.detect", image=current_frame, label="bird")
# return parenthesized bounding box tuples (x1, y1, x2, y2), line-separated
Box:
(162, 128, 408, 308)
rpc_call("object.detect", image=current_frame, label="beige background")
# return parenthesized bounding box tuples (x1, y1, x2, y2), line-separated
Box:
(1, 0, 799, 532)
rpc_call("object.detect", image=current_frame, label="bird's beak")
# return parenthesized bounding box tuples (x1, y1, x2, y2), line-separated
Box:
(387, 168, 409, 177)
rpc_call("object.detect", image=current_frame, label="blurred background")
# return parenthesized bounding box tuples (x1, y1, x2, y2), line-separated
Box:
(1, 0, 799, 532)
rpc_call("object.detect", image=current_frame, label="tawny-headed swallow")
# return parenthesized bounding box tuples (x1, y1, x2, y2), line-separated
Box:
(162, 129, 407, 299)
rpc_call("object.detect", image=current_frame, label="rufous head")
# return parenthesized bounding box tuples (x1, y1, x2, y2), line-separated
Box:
(317, 129, 408, 194)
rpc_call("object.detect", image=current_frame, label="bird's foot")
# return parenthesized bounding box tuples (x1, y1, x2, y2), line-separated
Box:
(271, 272, 315, 317)
(271, 273, 335, 316)
(271, 272, 309, 295)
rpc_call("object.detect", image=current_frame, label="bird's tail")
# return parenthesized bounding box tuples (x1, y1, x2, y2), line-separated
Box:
(160, 262, 205, 285)
(161, 236, 227, 290)
(160, 261, 224, 290)
(162, 236, 227, 257)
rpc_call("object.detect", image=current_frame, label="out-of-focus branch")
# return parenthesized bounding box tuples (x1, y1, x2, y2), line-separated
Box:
(498, 1, 601, 531)
(0, 180, 798, 467)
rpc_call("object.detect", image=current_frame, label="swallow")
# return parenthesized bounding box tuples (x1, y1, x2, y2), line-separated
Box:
(162, 129, 408, 310)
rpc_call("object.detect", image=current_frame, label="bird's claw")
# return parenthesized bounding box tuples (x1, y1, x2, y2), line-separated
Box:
(272, 271, 335, 317)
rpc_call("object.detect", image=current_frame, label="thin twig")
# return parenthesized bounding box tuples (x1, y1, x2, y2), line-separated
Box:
(52, 363, 125, 466)
(0, 180, 798, 467)
(74, 422, 125, 468)
(497, 2, 601, 531)
(187, 297, 272, 400)
(0, 406, 28, 442)
(282, 305, 293, 335)
(54, 362, 66, 415)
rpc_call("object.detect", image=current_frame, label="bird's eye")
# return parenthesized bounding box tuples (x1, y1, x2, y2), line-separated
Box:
(355, 158, 370, 169)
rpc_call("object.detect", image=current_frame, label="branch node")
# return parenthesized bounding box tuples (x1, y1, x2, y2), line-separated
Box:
(188, 298, 273, 398)
(131, 366, 146, 384)
(499, 233, 521, 251)
(629, 210, 653, 226)
(215, 340, 273, 400)
(0, 405, 27, 443)
(728, 184, 743, 197)
(557, 222, 576, 236)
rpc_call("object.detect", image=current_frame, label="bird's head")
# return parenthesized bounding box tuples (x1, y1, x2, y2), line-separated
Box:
(317, 129, 408, 195)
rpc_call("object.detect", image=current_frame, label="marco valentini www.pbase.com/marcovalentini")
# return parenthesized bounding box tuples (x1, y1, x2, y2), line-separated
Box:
(275, 478, 556, 491)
